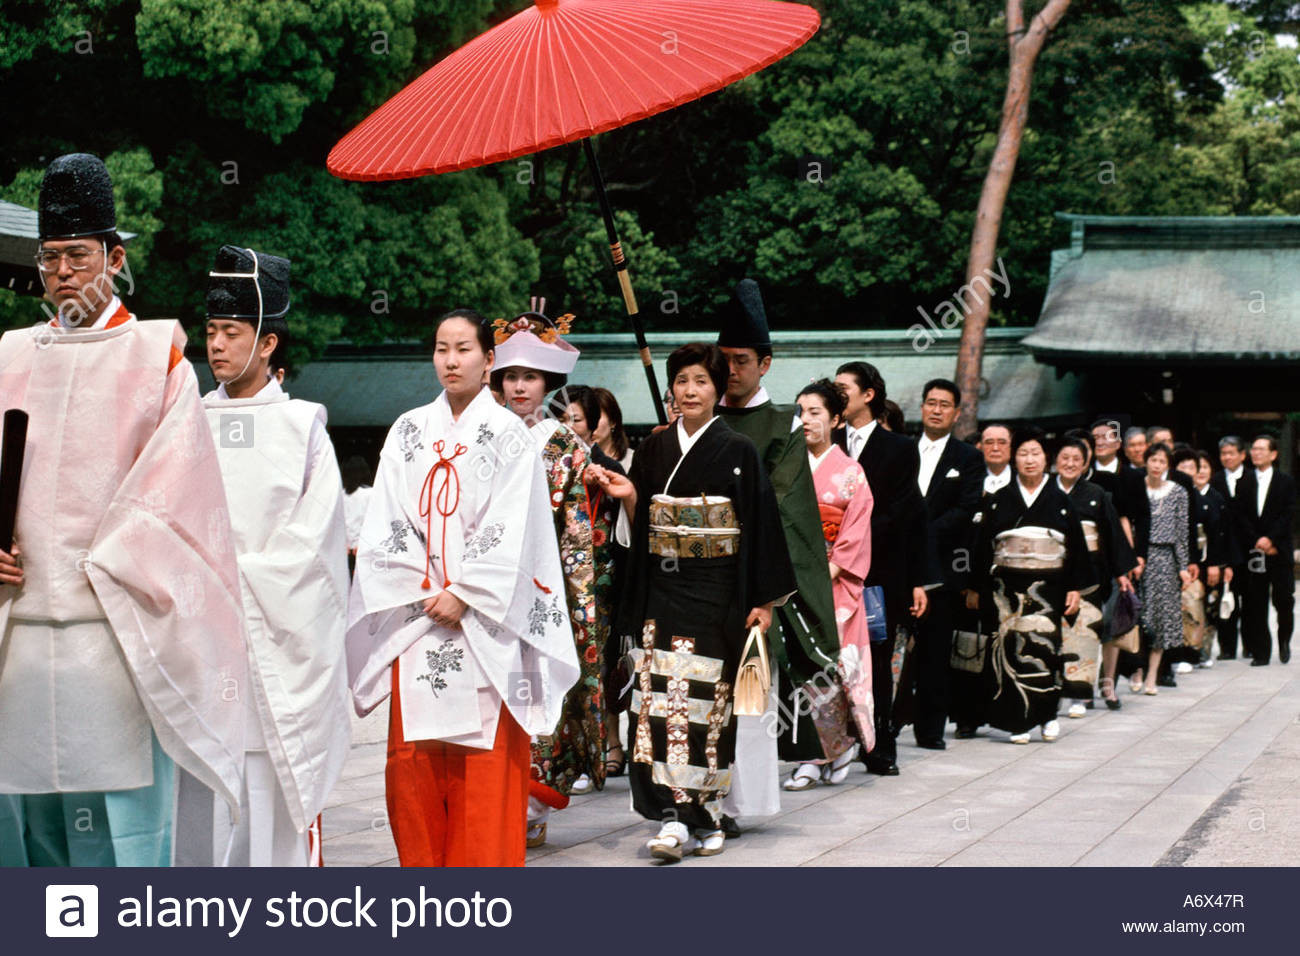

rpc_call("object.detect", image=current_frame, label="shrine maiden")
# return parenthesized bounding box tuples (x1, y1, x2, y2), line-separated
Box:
(346, 309, 578, 867)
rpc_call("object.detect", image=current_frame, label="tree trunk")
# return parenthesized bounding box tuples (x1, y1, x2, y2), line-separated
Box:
(954, 0, 1072, 439)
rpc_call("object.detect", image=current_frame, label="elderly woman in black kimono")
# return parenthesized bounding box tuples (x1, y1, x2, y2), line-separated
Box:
(969, 428, 1092, 744)
(1054, 437, 1137, 714)
(588, 343, 795, 863)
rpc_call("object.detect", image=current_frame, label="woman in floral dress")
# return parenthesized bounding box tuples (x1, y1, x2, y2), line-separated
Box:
(1135, 442, 1190, 695)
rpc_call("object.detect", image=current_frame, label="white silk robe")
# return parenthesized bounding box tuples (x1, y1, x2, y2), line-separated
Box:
(188, 379, 352, 864)
(346, 387, 578, 748)
(0, 315, 248, 813)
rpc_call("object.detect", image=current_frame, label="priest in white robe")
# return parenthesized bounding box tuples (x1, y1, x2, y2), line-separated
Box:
(173, 246, 352, 866)
(0, 153, 248, 867)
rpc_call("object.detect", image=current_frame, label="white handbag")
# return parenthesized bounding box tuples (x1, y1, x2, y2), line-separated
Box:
(733, 624, 771, 717)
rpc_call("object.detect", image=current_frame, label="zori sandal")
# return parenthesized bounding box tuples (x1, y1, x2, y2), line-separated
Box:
(647, 821, 691, 863)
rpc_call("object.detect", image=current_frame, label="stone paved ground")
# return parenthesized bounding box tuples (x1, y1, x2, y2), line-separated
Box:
(321, 652, 1299, 867)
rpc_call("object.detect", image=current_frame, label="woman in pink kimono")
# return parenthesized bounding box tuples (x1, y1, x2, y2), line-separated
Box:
(783, 380, 875, 790)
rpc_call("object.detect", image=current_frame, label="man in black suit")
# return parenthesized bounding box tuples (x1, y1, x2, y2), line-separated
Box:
(1211, 436, 1251, 659)
(833, 361, 928, 775)
(911, 379, 983, 748)
(1241, 435, 1295, 665)
(1087, 419, 1125, 495)
(1123, 427, 1149, 468)
(1090, 420, 1151, 682)
(948, 422, 1015, 735)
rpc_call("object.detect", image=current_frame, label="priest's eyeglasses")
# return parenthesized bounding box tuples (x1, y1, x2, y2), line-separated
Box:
(35, 246, 104, 272)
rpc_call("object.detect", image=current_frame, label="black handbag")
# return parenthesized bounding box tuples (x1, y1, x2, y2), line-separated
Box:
(606, 634, 636, 713)
(1109, 587, 1141, 638)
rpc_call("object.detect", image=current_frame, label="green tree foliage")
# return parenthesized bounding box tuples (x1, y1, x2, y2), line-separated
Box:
(2, 1, 1297, 364)
(0, 0, 528, 358)
(561, 210, 682, 333)
(654, 0, 1224, 328)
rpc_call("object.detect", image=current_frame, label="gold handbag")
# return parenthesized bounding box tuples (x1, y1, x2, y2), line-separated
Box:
(1182, 579, 1207, 649)
(733, 625, 770, 716)
(1110, 626, 1140, 654)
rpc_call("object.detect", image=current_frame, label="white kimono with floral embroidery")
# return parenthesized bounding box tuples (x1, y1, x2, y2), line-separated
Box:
(346, 387, 578, 748)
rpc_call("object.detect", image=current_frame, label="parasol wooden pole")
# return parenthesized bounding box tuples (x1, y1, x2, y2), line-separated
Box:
(582, 137, 667, 425)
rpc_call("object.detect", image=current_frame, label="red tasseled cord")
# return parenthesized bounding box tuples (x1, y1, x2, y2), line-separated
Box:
(419, 440, 466, 590)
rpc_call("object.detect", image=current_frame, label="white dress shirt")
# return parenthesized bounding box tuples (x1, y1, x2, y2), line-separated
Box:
(984, 466, 1012, 495)
(1093, 457, 1119, 474)
(917, 432, 950, 496)
(1226, 464, 1243, 497)
(846, 419, 878, 460)
(1256, 466, 1273, 516)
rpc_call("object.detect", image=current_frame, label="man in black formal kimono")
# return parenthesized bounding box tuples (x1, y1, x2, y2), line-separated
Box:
(980, 423, 1014, 495)
(1211, 436, 1251, 659)
(833, 361, 928, 775)
(1241, 435, 1295, 665)
(911, 379, 983, 748)
(951, 422, 1016, 735)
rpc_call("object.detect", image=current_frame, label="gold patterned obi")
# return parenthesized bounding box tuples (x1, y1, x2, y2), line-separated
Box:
(993, 527, 1066, 571)
(648, 494, 740, 559)
(1080, 519, 1100, 553)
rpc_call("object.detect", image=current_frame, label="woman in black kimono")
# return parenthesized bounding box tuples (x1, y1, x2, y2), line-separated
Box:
(1054, 437, 1136, 714)
(1187, 449, 1235, 664)
(1168, 446, 1225, 676)
(970, 428, 1092, 744)
(588, 343, 795, 863)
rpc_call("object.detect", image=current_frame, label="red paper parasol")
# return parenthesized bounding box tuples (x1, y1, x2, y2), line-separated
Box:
(328, 0, 820, 422)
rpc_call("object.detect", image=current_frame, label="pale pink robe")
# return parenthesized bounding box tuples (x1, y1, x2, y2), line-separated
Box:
(811, 444, 875, 750)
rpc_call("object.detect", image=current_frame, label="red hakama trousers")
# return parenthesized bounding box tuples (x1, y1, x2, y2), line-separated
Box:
(386, 660, 529, 867)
